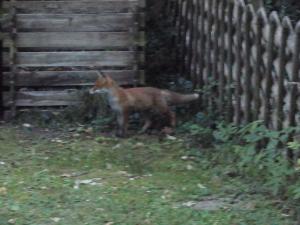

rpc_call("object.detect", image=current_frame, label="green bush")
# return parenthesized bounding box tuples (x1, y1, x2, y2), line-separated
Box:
(212, 121, 300, 209)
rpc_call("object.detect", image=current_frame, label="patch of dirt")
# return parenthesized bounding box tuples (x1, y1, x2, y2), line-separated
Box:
(182, 195, 256, 211)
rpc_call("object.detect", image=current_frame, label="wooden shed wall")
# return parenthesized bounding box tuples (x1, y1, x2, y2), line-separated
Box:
(1, 0, 145, 117)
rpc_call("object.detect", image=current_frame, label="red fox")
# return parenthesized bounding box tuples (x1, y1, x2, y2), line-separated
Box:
(89, 72, 199, 137)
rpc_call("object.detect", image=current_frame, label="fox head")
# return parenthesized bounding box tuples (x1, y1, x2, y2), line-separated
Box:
(89, 71, 116, 94)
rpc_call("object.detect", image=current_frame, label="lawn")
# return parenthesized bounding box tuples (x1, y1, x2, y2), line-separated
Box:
(0, 124, 295, 225)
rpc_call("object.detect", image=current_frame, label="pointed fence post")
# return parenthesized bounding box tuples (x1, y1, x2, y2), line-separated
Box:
(253, 9, 265, 121)
(218, 0, 226, 115)
(244, 5, 253, 123)
(226, 0, 234, 122)
(264, 12, 278, 128)
(276, 17, 291, 131)
(234, 0, 245, 125)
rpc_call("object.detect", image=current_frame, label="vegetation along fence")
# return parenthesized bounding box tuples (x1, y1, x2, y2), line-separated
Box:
(0, 0, 145, 119)
(166, 0, 300, 131)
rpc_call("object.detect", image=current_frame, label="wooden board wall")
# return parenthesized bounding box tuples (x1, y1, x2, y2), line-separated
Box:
(2, 0, 145, 115)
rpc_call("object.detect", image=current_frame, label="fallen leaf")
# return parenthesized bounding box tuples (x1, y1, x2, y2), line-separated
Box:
(166, 135, 177, 140)
(186, 164, 194, 170)
(0, 187, 7, 195)
(22, 123, 32, 128)
(133, 142, 145, 148)
(112, 144, 121, 150)
(50, 217, 61, 223)
(74, 178, 103, 189)
(105, 222, 114, 225)
(10, 205, 20, 211)
(106, 163, 112, 170)
(60, 171, 88, 178)
(197, 183, 207, 189)
(182, 201, 196, 207)
(8, 218, 16, 224)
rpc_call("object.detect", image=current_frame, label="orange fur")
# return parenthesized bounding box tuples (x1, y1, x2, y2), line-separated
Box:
(90, 74, 199, 137)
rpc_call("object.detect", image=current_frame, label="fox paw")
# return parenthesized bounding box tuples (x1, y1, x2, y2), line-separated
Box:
(161, 127, 174, 135)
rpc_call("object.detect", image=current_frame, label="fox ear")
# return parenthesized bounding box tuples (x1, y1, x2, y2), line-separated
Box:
(95, 71, 102, 78)
(99, 70, 107, 78)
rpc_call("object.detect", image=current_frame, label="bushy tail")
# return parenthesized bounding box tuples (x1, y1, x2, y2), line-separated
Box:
(166, 91, 199, 105)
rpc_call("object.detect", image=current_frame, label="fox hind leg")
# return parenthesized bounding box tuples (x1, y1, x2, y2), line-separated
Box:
(139, 117, 152, 134)
(166, 110, 176, 127)
(156, 99, 176, 128)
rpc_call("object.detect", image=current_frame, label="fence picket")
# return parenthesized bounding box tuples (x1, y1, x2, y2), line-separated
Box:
(253, 9, 266, 120)
(276, 18, 291, 130)
(186, 0, 195, 78)
(192, 0, 200, 85)
(264, 12, 278, 128)
(226, 0, 234, 122)
(218, 0, 226, 114)
(288, 22, 300, 127)
(205, 0, 213, 112)
(244, 5, 253, 123)
(168, 0, 300, 161)
(212, 0, 220, 109)
(198, 0, 205, 90)
(234, 1, 245, 125)
(180, 0, 190, 76)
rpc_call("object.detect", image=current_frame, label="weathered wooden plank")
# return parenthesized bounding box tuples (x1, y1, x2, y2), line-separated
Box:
(2, 70, 142, 86)
(3, 51, 144, 67)
(9, 0, 18, 118)
(3, 90, 80, 107)
(3, 1, 142, 14)
(3, 32, 145, 49)
(13, 14, 144, 32)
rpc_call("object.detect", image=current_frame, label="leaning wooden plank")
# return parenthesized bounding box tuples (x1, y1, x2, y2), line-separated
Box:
(3, 1, 140, 14)
(3, 51, 144, 67)
(2, 70, 142, 86)
(3, 32, 136, 49)
(14, 14, 144, 32)
(3, 91, 80, 107)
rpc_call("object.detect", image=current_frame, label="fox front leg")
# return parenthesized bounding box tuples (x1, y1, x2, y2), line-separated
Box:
(116, 110, 129, 137)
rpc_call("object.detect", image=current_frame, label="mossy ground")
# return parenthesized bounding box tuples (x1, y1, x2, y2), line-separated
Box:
(0, 125, 295, 225)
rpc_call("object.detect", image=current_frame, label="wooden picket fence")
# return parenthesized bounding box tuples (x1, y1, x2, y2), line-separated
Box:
(166, 0, 300, 130)
(1, 0, 145, 119)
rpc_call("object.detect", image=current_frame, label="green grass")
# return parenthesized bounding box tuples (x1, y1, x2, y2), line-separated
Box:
(0, 126, 295, 225)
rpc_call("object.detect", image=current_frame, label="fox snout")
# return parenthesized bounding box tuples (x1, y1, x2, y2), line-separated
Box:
(89, 87, 107, 95)
(89, 88, 96, 95)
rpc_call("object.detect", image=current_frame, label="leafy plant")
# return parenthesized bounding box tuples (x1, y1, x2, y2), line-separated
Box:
(214, 121, 300, 203)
